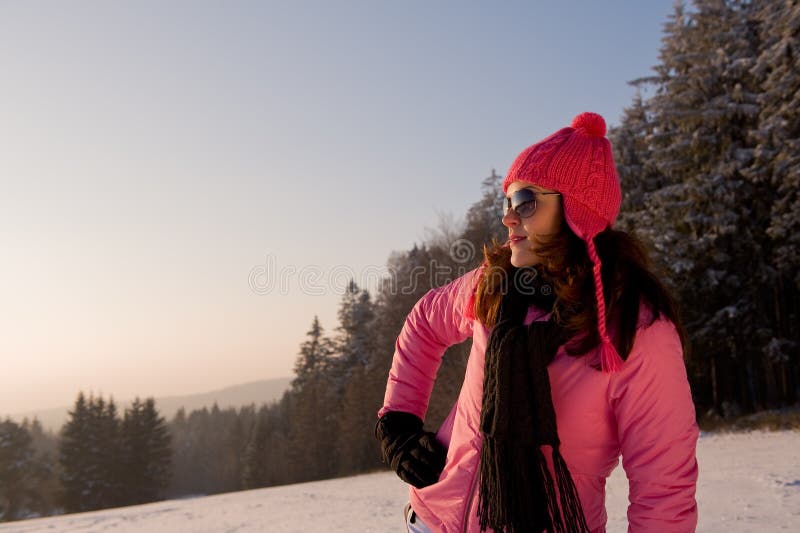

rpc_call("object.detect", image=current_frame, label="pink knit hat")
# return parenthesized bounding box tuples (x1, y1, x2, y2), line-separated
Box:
(502, 111, 624, 372)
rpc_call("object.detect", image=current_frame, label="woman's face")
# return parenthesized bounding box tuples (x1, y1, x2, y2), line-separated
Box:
(502, 181, 563, 268)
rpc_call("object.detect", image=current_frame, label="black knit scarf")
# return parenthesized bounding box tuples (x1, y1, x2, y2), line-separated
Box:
(478, 266, 589, 533)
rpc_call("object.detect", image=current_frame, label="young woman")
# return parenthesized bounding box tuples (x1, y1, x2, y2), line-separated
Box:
(375, 112, 699, 533)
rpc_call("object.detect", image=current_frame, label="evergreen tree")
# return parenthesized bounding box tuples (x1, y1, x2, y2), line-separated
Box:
(610, 92, 664, 233)
(241, 409, 270, 489)
(286, 378, 336, 482)
(166, 404, 253, 497)
(291, 316, 333, 391)
(94, 397, 123, 508)
(749, 0, 800, 284)
(119, 398, 172, 505)
(59, 392, 94, 513)
(221, 410, 248, 493)
(334, 281, 375, 378)
(284, 315, 335, 480)
(59, 393, 126, 511)
(263, 397, 292, 486)
(461, 168, 506, 260)
(335, 364, 384, 475)
(623, 0, 767, 413)
(746, 0, 800, 405)
(325, 281, 377, 474)
(610, 0, 800, 412)
(167, 406, 213, 496)
(0, 419, 36, 521)
(18, 418, 60, 518)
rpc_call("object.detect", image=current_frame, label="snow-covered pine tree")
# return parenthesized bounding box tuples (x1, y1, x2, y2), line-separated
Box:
(642, 0, 766, 412)
(334, 281, 375, 381)
(329, 281, 380, 475)
(611, 92, 663, 233)
(749, 0, 800, 282)
(746, 0, 800, 405)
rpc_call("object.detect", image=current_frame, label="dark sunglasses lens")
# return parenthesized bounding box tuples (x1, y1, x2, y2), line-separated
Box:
(510, 189, 537, 218)
(501, 197, 511, 216)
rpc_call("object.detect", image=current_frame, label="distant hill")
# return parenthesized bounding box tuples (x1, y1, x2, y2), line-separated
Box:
(5, 377, 293, 433)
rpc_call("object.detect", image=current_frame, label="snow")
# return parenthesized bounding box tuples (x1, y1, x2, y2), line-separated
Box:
(2, 430, 798, 532)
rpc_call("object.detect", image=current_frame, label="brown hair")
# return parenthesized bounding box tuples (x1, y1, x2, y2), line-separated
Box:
(473, 220, 688, 365)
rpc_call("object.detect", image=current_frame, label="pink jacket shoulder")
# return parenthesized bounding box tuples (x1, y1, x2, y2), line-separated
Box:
(378, 267, 482, 420)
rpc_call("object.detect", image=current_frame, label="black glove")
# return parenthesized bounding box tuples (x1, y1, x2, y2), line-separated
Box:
(374, 411, 446, 489)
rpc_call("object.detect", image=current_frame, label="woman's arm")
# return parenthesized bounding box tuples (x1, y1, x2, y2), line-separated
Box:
(609, 317, 700, 532)
(378, 267, 481, 421)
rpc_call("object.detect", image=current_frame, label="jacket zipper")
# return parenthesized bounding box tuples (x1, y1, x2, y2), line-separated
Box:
(462, 467, 479, 533)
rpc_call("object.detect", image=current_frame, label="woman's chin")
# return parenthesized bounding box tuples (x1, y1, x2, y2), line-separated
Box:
(510, 253, 538, 268)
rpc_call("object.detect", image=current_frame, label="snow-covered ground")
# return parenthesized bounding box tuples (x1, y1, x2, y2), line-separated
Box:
(2, 430, 798, 532)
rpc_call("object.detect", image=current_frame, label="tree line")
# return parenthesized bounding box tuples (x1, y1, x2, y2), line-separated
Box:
(2, 0, 798, 524)
(610, 0, 799, 417)
(0, 394, 172, 521)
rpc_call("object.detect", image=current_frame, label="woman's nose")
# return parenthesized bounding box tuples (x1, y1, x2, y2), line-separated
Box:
(502, 208, 519, 227)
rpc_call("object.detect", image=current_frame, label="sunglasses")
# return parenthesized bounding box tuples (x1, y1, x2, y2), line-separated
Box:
(501, 188, 561, 218)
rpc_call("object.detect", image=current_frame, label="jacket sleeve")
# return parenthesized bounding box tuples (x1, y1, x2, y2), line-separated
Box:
(609, 317, 700, 533)
(377, 267, 481, 421)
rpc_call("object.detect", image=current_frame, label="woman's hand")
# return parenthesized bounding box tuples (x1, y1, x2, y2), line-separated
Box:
(375, 411, 446, 488)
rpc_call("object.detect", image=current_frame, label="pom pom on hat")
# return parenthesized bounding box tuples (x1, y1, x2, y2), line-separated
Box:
(570, 112, 606, 138)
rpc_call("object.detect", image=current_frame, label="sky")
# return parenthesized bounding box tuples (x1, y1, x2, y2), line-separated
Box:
(0, 0, 674, 415)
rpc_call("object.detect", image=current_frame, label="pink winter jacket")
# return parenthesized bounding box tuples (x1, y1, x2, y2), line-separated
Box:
(379, 267, 699, 533)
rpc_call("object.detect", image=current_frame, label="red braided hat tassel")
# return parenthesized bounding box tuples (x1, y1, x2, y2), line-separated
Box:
(586, 238, 624, 373)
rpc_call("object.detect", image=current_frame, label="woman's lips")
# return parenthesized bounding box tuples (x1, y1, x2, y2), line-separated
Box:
(509, 235, 527, 247)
